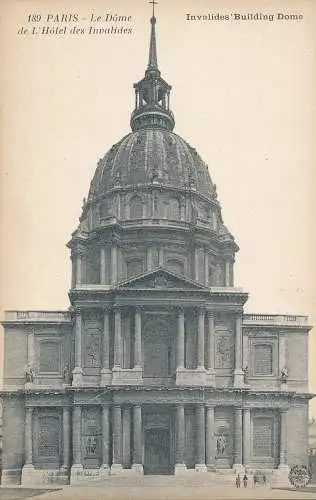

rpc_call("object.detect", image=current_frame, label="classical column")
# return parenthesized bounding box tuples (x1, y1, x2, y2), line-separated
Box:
(72, 309, 83, 383)
(175, 404, 186, 473)
(101, 404, 110, 471)
(206, 405, 216, 468)
(224, 260, 230, 287)
(177, 309, 185, 370)
(207, 312, 216, 386)
(111, 405, 123, 473)
(132, 405, 143, 473)
(134, 308, 142, 369)
(234, 314, 244, 387)
(195, 404, 207, 471)
(279, 409, 288, 468)
(146, 247, 153, 271)
(111, 243, 118, 284)
(233, 407, 243, 473)
(100, 247, 106, 285)
(113, 307, 122, 368)
(24, 407, 33, 466)
(101, 308, 111, 383)
(204, 250, 209, 287)
(197, 309, 205, 370)
(194, 248, 199, 282)
(76, 252, 82, 286)
(242, 408, 251, 468)
(122, 407, 131, 468)
(62, 407, 71, 469)
(71, 405, 83, 476)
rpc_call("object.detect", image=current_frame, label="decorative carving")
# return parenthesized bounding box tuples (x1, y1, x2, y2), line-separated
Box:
(280, 366, 289, 383)
(37, 416, 60, 458)
(215, 335, 232, 369)
(216, 434, 227, 456)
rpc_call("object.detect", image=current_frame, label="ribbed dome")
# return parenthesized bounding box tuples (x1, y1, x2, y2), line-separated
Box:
(88, 129, 216, 200)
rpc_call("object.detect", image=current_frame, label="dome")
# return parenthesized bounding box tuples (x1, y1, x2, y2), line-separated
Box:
(88, 129, 216, 201)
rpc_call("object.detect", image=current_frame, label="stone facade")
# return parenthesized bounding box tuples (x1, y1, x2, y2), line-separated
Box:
(1, 11, 313, 487)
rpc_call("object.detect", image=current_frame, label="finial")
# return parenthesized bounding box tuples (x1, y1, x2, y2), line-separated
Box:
(147, 0, 158, 72)
(149, 0, 158, 18)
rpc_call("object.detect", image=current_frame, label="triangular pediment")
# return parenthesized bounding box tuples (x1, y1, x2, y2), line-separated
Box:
(117, 268, 207, 290)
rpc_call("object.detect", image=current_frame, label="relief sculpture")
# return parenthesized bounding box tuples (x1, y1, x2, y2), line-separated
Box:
(215, 335, 232, 369)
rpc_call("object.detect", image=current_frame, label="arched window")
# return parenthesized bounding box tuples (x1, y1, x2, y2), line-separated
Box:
(169, 198, 181, 219)
(253, 344, 273, 375)
(130, 196, 143, 219)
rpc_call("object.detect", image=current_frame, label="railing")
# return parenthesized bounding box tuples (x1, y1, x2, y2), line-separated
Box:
(243, 314, 309, 326)
(4, 310, 71, 322)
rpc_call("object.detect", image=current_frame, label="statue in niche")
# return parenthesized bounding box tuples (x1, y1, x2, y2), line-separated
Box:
(216, 434, 227, 456)
(63, 364, 72, 385)
(25, 365, 34, 383)
(280, 366, 289, 383)
(86, 335, 100, 367)
(243, 365, 249, 384)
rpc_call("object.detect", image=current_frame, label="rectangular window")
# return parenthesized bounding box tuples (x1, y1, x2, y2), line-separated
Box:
(253, 344, 273, 375)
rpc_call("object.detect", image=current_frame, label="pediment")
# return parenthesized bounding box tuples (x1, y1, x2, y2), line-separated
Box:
(117, 268, 206, 290)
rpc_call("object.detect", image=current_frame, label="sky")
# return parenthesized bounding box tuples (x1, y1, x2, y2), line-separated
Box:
(1, 0, 316, 413)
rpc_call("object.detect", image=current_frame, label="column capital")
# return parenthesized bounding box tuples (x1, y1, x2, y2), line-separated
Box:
(205, 403, 216, 409)
(206, 309, 215, 318)
(113, 304, 123, 312)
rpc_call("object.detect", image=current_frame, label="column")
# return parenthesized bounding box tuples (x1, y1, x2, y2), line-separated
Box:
(72, 405, 82, 468)
(132, 405, 143, 473)
(224, 260, 230, 286)
(111, 243, 118, 284)
(134, 308, 142, 369)
(76, 252, 82, 286)
(71, 255, 76, 288)
(233, 407, 243, 472)
(279, 409, 288, 468)
(175, 404, 186, 472)
(146, 247, 153, 271)
(73, 309, 83, 382)
(24, 407, 33, 466)
(204, 250, 209, 287)
(279, 332, 286, 382)
(177, 309, 185, 370)
(195, 405, 207, 471)
(207, 312, 216, 385)
(197, 309, 205, 369)
(111, 405, 123, 472)
(234, 314, 244, 387)
(242, 409, 251, 467)
(113, 307, 122, 368)
(101, 404, 110, 470)
(101, 308, 110, 376)
(122, 407, 131, 468)
(206, 405, 216, 468)
(100, 247, 106, 285)
(62, 407, 71, 469)
(194, 248, 199, 281)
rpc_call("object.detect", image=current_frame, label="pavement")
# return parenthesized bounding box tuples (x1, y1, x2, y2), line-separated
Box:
(1, 484, 316, 500)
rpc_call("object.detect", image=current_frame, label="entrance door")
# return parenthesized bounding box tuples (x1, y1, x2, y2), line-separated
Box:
(144, 429, 171, 474)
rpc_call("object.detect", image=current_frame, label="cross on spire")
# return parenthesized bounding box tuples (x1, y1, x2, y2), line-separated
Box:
(149, 0, 158, 17)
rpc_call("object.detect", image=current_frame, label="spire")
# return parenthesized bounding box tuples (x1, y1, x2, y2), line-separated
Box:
(147, 1, 159, 74)
(130, 2, 175, 132)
